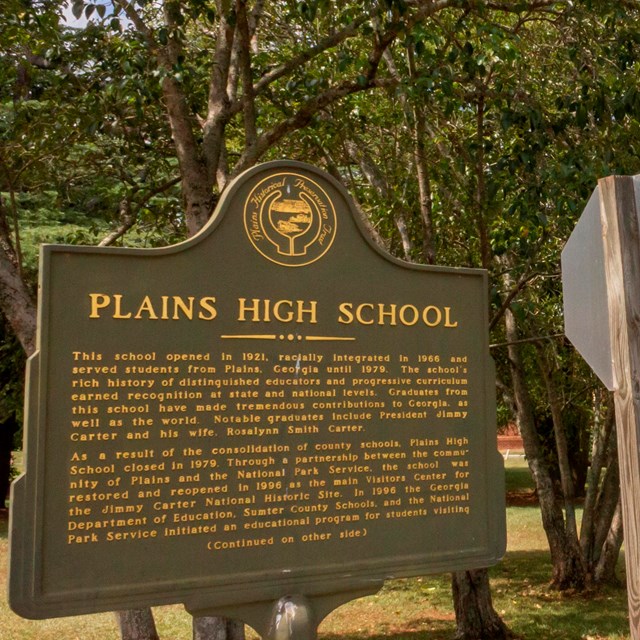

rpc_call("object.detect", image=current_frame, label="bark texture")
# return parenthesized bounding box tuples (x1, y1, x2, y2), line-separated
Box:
(536, 344, 586, 590)
(452, 570, 515, 640)
(502, 265, 585, 591)
(193, 617, 244, 640)
(117, 609, 160, 640)
(594, 500, 624, 585)
(0, 245, 36, 355)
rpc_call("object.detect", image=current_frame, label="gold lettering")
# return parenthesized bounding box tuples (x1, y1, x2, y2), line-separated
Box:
(173, 296, 194, 320)
(338, 302, 459, 328)
(113, 294, 132, 319)
(399, 305, 419, 326)
(378, 303, 397, 325)
(134, 296, 158, 320)
(297, 300, 317, 323)
(238, 298, 316, 323)
(238, 298, 261, 322)
(337, 302, 354, 324)
(273, 300, 294, 322)
(422, 305, 441, 327)
(444, 306, 458, 328)
(199, 297, 218, 320)
(89, 293, 111, 318)
(88, 294, 217, 321)
(355, 303, 375, 325)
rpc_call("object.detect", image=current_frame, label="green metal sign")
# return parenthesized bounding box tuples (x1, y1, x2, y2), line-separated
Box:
(9, 161, 505, 625)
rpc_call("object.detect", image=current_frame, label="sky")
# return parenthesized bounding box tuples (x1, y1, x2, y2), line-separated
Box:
(62, 0, 118, 29)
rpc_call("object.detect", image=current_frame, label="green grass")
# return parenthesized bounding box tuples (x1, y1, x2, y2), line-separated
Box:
(0, 459, 631, 639)
(504, 456, 536, 495)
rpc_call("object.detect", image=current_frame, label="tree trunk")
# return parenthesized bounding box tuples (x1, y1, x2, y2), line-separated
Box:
(451, 570, 514, 640)
(503, 276, 583, 590)
(193, 616, 244, 640)
(594, 499, 624, 586)
(580, 396, 615, 565)
(0, 250, 36, 355)
(117, 609, 160, 640)
(591, 452, 621, 561)
(343, 138, 414, 261)
(536, 344, 586, 591)
(407, 48, 436, 265)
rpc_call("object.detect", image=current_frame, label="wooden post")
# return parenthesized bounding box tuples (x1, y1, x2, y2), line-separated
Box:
(599, 175, 640, 640)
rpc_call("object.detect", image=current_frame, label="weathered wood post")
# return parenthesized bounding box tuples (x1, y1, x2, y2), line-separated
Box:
(563, 175, 640, 640)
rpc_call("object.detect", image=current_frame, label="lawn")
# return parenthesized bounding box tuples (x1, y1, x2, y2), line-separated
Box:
(0, 458, 631, 640)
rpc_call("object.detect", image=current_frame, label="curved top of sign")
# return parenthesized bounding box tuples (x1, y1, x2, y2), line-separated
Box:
(42, 160, 484, 280)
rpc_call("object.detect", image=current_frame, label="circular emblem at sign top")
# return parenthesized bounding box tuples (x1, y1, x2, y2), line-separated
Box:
(243, 172, 337, 267)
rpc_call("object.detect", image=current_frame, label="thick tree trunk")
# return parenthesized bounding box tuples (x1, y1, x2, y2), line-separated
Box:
(452, 570, 514, 640)
(193, 616, 244, 640)
(163, 74, 216, 236)
(383, 44, 436, 264)
(117, 609, 160, 640)
(0, 247, 36, 356)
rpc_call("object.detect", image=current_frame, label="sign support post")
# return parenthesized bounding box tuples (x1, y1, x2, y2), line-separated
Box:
(185, 584, 383, 640)
(599, 176, 640, 640)
(563, 174, 640, 640)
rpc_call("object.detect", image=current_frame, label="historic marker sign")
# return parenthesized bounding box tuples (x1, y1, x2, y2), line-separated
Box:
(9, 161, 505, 624)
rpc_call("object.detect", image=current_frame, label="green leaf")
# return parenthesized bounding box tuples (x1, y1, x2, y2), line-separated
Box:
(72, 1, 85, 19)
(576, 104, 588, 128)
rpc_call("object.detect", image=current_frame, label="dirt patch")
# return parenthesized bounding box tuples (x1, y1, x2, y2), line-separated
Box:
(506, 491, 538, 506)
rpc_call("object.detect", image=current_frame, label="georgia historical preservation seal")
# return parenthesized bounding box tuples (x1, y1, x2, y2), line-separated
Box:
(244, 172, 337, 267)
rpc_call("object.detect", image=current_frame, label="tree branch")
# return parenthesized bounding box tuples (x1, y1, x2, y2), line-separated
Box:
(98, 177, 181, 247)
(251, 16, 369, 98)
(203, 2, 236, 187)
(112, 0, 154, 45)
(489, 269, 539, 333)
(236, 0, 259, 166)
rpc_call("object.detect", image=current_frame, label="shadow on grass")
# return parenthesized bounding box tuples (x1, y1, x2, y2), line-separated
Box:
(0, 505, 629, 640)
(321, 625, 456, 640)
(492, 551, 629, 639)
(319, 551, 629, 640)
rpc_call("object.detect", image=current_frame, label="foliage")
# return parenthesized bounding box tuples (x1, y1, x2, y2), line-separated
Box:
(0, 313, 25, 430)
